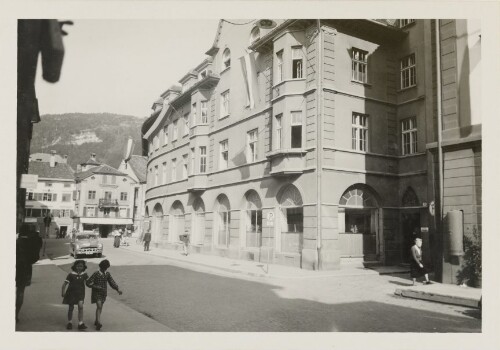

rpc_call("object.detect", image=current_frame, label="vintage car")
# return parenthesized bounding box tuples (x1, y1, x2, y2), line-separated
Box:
(69, 230, 103, 258)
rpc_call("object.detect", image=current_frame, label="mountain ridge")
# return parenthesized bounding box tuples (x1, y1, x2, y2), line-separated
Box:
(30, 113, 146, 170)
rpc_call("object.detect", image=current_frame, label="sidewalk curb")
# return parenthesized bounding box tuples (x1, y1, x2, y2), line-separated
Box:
(394, 287, 481, 308)
(120, 245, 410, 280)
(121, 245, 272, 278)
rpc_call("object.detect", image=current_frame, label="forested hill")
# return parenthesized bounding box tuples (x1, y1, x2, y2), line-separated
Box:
(31, 113, 146, 170)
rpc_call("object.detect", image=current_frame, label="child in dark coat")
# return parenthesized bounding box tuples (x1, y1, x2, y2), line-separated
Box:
(61, 260, 89, 330)
(86, 259, 123, 330)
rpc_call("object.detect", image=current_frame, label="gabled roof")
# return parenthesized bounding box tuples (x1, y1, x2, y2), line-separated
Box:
(127, 155, 147, 183)
(28, 161, 75, 180)
(75, 164, 126, 181)
(80, 156, 101, 166)
(205, 19, 224, 56)
(30, 153, 66, 164)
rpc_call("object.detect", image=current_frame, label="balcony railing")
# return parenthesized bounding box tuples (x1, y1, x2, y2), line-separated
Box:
(98, 198, 119, 208)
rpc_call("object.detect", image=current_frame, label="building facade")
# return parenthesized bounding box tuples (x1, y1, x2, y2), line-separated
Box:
(142, 19, 481, 276)
(25, 151, 75, 237)
(118, 154, 148, 238)
(73, 154, 134, 237)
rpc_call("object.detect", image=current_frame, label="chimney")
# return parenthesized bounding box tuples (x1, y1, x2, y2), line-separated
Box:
(63, 155, 68, 163)
(50, 150, 56, 168)
(91, 153, 96, 162)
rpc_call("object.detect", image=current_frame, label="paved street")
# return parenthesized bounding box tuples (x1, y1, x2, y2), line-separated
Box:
(17, 238, 481, 332)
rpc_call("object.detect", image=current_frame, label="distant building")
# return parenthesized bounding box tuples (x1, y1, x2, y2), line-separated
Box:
(73, 153, 134, 237)
(118, 154, 148, 237)
(26, 151, 75, 238)
(141, 19, 481, 279)
(30, 152, 69, 164)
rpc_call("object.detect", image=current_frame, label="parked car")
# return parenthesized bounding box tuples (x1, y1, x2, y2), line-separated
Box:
(69, 230, 103, 258)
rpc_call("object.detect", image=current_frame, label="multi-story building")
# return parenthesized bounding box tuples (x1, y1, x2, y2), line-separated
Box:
(433, 19, 482, 283)
(73, 154, 134, 237)
(141, 19, 481, 278)
(25, 151, 75, 237)
(118, 154, 148, 237)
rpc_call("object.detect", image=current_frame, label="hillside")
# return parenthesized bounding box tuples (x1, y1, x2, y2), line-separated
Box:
(31, 113, 146, 170)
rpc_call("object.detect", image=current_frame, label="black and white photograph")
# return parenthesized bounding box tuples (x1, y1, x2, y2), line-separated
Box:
(3, 1, 500, 350)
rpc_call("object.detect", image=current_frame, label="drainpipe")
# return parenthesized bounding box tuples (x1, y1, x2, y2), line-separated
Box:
(435, 19, 445, 280)
(435, 20, 444, 233)
(316, 19, 323, 270)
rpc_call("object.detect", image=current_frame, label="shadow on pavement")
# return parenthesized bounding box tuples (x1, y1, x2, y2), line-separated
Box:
(388, 280, 414, 287)
(106, 264, 482, 332)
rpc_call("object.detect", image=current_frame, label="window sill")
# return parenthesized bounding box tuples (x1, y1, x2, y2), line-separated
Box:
(220, 66, 230, 75)
(266, 148, 307, 159)
(397, 85, 417, 93)
(351, 80, 372, 87)
(272, 78, 306, 89)
(219, 114, 230, 121)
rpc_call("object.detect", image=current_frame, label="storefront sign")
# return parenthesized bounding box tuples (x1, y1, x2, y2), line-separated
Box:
(20, 174, 38, 189)
(421, 227, 429, 233)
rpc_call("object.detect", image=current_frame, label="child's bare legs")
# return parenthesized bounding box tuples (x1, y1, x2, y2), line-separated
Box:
(67, 304, 74, 323)
(77, 301, 84, 323)
(412, 278, 416, 286)
(95, 300, 103, 328)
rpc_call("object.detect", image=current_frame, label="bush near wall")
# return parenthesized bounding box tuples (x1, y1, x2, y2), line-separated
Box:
(456, 226, 482, 287)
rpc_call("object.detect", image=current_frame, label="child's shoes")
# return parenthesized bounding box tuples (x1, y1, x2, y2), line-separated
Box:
(78, 323, 87, 330)
(66, 323, 72, 330)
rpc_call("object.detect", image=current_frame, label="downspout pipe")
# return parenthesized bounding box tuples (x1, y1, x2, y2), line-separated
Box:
(435, 20, 444, 229)
(435, 19, 445, 281)
(316, 19, 323, 270)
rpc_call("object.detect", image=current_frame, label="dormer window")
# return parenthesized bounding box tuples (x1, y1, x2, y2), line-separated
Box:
(250, 27, 260, 44)
(199, 70, 207, 80)
(222, 48, 231, 70)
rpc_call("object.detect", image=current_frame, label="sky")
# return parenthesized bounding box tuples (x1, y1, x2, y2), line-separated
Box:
(35, 19, 220, 118)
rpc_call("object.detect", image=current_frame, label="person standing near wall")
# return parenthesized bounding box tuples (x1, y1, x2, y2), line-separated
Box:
(143, 230, 151, 251)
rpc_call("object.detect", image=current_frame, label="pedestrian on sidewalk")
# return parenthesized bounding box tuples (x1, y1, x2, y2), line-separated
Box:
(61, 260, 89, 330)
(181, 229, 190, 256)
(410, 237, 431, 285)
(113, 230, 121, 248)
(86, 259, 123, 331)
(143, 230, 151, 251)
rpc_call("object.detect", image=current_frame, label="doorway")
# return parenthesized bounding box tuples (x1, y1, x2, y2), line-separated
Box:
(401, 212, 420, 263)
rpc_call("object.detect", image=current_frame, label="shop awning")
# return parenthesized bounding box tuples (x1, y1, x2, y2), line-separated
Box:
(78, 218, 133, 225)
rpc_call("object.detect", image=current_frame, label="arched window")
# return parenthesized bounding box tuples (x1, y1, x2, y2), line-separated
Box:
(338, 185, 378, 234)
(402, 187, 419, 207)
(279, 185, 303, 253)
(339, 188, 377, 208)
(250, 27, 260, 44)
(222, 48, 231, 70)
(215, 194, 231, 246)
(244, 190, 262, 247)
(192, 197, 206, 245)
(143, 206, 150, 233)
(152, 204, 163, 242)
(169, 201, 185, 243)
